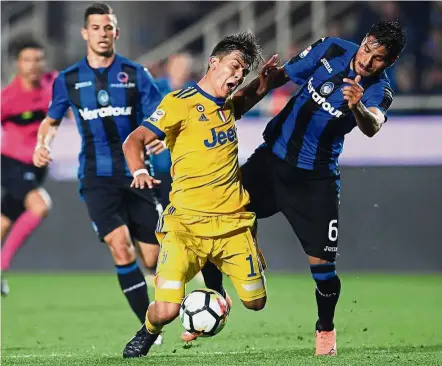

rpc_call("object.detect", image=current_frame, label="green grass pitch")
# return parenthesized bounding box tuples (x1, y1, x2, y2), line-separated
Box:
(2, 273, 441, 365)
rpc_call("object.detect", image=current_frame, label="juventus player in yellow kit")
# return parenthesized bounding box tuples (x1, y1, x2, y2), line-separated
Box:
(122, 31, 279, 358)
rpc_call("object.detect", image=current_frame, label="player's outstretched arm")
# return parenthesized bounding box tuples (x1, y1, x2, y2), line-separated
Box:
(122, 127, 161, 189)
(342, 75, 386, 137)
(232, 55, 286, 119)
(33, 116, 61, 167)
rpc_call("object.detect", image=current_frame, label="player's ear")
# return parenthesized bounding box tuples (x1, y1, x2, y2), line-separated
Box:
(115, 28, 120, 40)
(81, 27, 88, 41)
(387, 55, 399, 67)
(209, 56, 218, 71)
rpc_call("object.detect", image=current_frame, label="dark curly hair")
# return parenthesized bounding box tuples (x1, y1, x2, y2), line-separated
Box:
(367, 20, 406, 62)
(210, 30, 263, 72)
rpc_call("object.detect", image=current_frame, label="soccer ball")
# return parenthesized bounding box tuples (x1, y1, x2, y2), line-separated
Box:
(179, 289, 229, 337)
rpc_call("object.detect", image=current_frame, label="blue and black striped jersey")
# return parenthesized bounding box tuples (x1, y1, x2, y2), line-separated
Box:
(263, 37, 393, 171)
(48, 54, 162, 178)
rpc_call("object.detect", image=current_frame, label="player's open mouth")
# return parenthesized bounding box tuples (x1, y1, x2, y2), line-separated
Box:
(226, 82, 237, 91)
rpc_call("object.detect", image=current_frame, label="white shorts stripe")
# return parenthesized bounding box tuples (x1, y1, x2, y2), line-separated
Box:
(241, 280, 264, 292)
(158, 280, 183, 290)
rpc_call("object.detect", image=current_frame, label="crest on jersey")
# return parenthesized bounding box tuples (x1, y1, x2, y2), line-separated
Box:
(196, 104, 205, 112)
(148, 109, 165, 123)
(299, 45, 312, 59)
(97, 90, 110, 106)
(217, 109, 230, 123)
(117, 72, 129, 83)
(320, 82, 334, 96)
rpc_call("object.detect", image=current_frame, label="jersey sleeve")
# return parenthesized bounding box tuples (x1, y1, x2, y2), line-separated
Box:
(284, 37, 329, 85)
(137, 66, 163, 123)
(362, 78, 394, 119)
(47, 73, 70, 120)
(141, 94, 187, 140)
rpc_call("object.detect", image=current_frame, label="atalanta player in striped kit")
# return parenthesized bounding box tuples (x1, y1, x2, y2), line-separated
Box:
(1, 41, 57, 296)
(32, 3, 167, 340)
(202, 20, 407, 355)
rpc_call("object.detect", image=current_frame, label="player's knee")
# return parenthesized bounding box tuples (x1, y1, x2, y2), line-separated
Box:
(105, 227, 135, 264)
(138, 242, 159, 270)
(242, 296, 267, 311)
(1, 214, 12, 239)
(142, 255, 157, 270)
(25, 189, 52, 218)
(153, 302, 180, 324)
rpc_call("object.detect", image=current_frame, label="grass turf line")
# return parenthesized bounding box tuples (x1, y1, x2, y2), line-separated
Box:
(2, 273, 441, 365)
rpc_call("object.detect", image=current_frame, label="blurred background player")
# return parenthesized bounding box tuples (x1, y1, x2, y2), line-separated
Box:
(1, 41, 56, 296)
(150, 52, 195, 207)
(237, 20, 407, 355)
(32, 2, 165, 342)
(121, 32, 278, 358)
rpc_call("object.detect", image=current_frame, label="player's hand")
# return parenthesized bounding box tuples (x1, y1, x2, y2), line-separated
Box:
(146, 139, 167, 155)
(33, 146, 52, 167)
(131, 173, 161, 189)
(342, 75, 364, 110)
(258, 54, 281, 93)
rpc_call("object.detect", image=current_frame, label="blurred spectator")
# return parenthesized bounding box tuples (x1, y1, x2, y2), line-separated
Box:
(422, 63, 442, 93)
(422, 27, 442, 66)
(393, 56, 418, 94)
(143, 61, 164, 79)
(155, 52, 194, 95)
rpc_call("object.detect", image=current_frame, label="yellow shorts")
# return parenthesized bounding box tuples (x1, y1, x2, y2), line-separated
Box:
(154, 209, 266, 304)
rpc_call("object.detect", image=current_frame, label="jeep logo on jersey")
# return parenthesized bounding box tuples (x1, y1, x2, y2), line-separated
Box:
(307, 78, 343, 118)
(79, 106, 132, 120)
(204, 126, 237, 148)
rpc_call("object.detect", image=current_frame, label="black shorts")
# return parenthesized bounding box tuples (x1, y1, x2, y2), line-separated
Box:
(79, 176, 162, 244)
(1, 155, 47, 221)
(240, 145, 340, 261)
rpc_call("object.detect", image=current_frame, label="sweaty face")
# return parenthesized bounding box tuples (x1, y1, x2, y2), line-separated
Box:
(82, 14, 118, 56)
(17, 48, 45, 83)
(210, 51, 250, 98)
(354, 35, 390, 77)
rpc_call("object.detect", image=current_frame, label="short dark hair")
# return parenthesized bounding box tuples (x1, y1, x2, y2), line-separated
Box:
(367, 20, 406, 61)
(210, 30, 263, 71)
(83, 2, 117, 28)
(13, 40, 44, 59)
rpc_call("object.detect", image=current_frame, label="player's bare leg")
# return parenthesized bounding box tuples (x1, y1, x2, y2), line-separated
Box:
(105, 226, 150, 325)
(1, 215, 12, 242)
(123, 299, 180, 357)
(1, 189, 51, 296)
(1, 214, 12, 296)
(135, 241, 163, 345)
(309, 256, 339, 356)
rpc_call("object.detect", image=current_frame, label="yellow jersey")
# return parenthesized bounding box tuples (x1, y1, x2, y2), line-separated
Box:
(142, 85, 250, 215)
